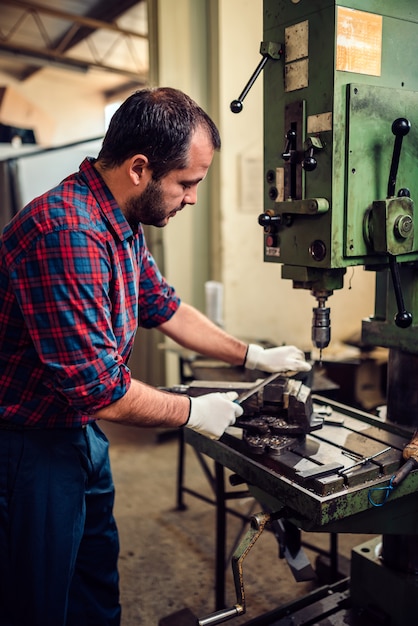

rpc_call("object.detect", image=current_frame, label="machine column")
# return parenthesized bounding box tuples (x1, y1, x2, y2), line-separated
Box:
(382, 348, 418, 574)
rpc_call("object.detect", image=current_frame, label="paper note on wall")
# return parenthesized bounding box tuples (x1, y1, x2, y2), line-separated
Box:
(239, 153, 263, 213)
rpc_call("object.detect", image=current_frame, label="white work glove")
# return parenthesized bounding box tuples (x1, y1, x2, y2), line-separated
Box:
(245, 343, 311, 373)
(186, 392, 244, 440)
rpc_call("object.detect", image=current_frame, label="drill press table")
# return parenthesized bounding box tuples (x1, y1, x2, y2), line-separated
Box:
(184, 395, 418, 534)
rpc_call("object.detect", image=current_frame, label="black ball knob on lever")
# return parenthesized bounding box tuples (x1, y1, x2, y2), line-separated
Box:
(302, 153, 317, 172)
(258, 213, 282, 228)
(398, 188, 411, 198)
(392, 117, 410, 136)
(302, 136, 323, 171)
(281, 129, 296, 161)
(230, 100, 243, 114)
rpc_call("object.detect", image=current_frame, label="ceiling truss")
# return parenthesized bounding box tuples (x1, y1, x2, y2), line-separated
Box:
(0, 0, 148, 83)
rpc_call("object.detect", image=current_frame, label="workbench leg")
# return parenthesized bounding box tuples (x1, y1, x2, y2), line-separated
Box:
(215, 461, 227, 610)
(330, 533, 339, 580)
(176, 430, 187, 511)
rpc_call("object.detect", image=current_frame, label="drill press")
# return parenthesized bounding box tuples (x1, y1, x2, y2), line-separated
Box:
(230, 0, 418, 622)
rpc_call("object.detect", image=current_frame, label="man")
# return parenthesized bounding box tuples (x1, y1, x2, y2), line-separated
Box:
(0, 87, 310, 626)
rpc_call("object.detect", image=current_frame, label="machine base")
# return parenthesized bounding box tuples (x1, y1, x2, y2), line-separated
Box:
(160, 541, 418, 626)
(159, 578, 371, 625)
(351, 536, 418, 626)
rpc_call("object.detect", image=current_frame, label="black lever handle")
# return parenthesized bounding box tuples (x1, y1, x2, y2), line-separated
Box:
(387, 118, 410, 198)
(230, 55, 269, 114)
(281, 129, 296, 160)
(230, 41, 283, 113)
(385, 118, 413, 328)
(388, 254, 412, 328)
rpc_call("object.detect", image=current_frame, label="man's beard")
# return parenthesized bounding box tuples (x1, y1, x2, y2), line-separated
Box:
(124, 178, 181, 229)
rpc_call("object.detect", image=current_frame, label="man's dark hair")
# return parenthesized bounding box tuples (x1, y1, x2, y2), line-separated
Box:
(97, 87, 221, 180)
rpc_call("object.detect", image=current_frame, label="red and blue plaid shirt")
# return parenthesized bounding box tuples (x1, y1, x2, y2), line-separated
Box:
(0, 158, 180, 428)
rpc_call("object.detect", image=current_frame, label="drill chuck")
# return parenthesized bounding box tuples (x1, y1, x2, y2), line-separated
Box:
(312, 306, 331, 350)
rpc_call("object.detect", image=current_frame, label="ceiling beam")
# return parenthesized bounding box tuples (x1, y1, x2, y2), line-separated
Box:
(0, 0, 148, 82)
(0, 0, 148, 39)
(0, 41, 148, 82)
(59, 0, 146, 51)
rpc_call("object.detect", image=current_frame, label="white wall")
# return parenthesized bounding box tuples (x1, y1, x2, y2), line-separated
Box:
(156, 0, 213, 312)
(0, 69, 106, 146)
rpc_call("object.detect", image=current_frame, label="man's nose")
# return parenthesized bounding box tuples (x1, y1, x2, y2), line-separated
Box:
(184, 187, 197, 205)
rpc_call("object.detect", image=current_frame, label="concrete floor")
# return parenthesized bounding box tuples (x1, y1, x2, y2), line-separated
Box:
(102, 421, 375, 626)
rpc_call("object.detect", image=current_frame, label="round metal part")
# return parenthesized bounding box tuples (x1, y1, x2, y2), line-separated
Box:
(243, 434, 267, 455)
(394, 214, 413, 239)
(270, 418, 293, 433)
(266, 169, 275, 184)
(309, 240, 327, 262)
(266, 435, 297, 458)
(242, 413, 310, 457)
(269, 186, 278, 200)
(242, 417, 271, 435)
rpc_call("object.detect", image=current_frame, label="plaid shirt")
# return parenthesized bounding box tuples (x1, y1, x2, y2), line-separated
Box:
(0, 158, 180, 428)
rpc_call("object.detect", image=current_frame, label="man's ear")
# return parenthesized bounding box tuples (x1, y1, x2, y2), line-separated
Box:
(130, 154, 150, 186)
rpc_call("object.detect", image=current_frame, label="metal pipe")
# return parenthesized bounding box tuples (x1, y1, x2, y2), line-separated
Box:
(198, 605, 244, 626)
(382, 348, 418, 575)
(198, 513, 271, 626)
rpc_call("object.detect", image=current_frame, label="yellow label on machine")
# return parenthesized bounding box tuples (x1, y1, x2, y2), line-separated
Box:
(336, 7, 382, 77)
